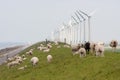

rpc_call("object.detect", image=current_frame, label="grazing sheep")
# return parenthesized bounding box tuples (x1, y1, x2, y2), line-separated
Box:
(7, 57, 14, 62)
(26, 50, 33, 55)
(37, 46, 42, 51)
(47, 44, 52, 48)
(7, 61, 20, 68)
(63, 45, 70, 48)
(47, 55, 53, 63)
(22, 54, 25, 58)
(95, 43, 104, 57)
(79, 48, 86, 57)
(71, 44, 81, 55)
(40, 44, 44, 47)
(30, 57, 39, 66)
(43, 49, 50, 53)
(110, 40, 118, 52)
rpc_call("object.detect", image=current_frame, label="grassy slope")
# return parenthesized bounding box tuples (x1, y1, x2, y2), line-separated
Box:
(0, 41, 120, 80)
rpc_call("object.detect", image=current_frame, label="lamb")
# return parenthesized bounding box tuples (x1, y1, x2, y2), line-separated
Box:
(110, 40, 118, 52)
(30, 57, 39, 66)
(95, 43, 104, 57)
(47, 55, 53, 63)
(78, 48, 86, 57)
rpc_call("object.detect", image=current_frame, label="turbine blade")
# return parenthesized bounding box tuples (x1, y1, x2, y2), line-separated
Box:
(89, 10, 97, 16)
(71, 16, 79, 24)
(76, 10, 86, 20)
(78, 10, 89, 17)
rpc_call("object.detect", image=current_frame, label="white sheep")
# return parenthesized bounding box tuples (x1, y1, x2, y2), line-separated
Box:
(90, 42, 96, 55)
(95, 44, 104, 57)
(71, 44, 81, 55)
(47, 55, 53, 63)
(30, 57, 39, 66)
(26, 50, 33, 55)
(110, 40, 118, 52)
(43, 49, 50, 53)
(63, 45, 70, 48)
(47, 44, 52, 48)
(79, 48, 86, 57)
(7, 61, 20, 68)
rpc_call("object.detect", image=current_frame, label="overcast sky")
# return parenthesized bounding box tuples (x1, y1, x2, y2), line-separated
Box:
(0, 0, 120, 43)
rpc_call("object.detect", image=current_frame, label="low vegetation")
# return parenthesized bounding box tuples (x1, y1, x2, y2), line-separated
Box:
(0, 41, 120, 80)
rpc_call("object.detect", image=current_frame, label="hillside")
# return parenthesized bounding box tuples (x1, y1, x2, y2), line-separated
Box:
(0, 41, 120, 80)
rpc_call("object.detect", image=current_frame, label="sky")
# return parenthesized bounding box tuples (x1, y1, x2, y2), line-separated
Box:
(0, 0, 120, 43)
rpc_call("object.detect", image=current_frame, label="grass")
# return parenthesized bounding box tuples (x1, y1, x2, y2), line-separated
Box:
(0, 41, 120, 80)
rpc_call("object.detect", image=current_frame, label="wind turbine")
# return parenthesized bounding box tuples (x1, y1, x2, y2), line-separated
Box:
(78, 10, 96, 42)
(76, 10, 86, 43)
(74, 12, 83, 43)
(71, 16, 79, 43)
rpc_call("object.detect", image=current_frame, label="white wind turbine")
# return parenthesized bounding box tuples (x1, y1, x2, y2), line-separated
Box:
(76, 10, 86, 43)
(79, 10, 96, 42)
(71, 16, 79, 44)
(74, 13, 83, 43)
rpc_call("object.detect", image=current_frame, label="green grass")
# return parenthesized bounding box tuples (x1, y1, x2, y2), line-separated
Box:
(0, 41, 120, 80)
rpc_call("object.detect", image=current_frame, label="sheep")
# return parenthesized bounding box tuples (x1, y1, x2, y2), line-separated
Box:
(78, 48, 86, 57)
(26, 50, 33, 55)
(95, 43, 104, 57)
(90, 42, 96, 55)
(47, 44, 52, 48)
(30, 57, 39, 66)
(71, 44, 81, 55)
(7, 57, 14, 62)
(110, 40, 118, 52)
(37, 46, 42, 50)
(84, 41, 90, 54)
(40, 44, 44, 47)
(47, 55, 53, 63)
(43, 49, 50, 53)
(7, 61, 20, 68)
(63, 45, 70, 48)
(22, 54, 25, 58)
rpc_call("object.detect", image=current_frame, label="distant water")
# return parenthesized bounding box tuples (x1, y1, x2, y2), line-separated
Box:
(0, 42, 26, 49)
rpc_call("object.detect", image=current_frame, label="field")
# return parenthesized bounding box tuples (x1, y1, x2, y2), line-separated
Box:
(0, 41, 120, 80)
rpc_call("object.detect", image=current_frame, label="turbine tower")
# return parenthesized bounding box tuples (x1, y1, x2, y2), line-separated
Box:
(71, 16, 79, 43)
(79, 10, 96, 42)
(74, 13, 82, 43)
(76, 10, 86, 43)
